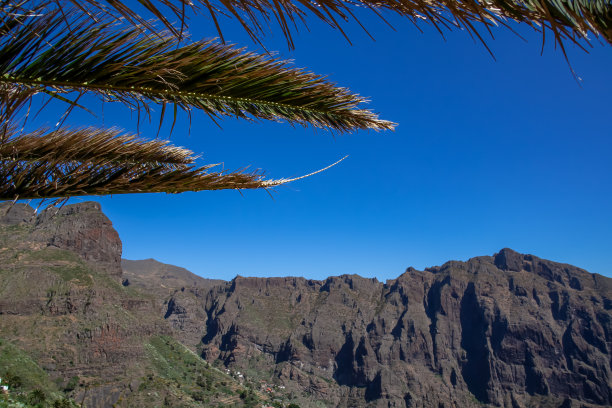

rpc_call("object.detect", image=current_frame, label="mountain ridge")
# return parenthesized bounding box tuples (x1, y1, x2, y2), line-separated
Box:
(1, 201, 610, 408)
(194, 249, 611, 407)
(121, 257, 224, 290)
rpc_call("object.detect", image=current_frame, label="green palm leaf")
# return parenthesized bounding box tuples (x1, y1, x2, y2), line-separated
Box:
(0, 127, 307, 200)
(0, 8, 395, 133)
(17, 0, 611, 49)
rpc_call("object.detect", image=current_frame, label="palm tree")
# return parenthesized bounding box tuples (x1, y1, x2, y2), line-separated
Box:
(0, 0, 609, 201)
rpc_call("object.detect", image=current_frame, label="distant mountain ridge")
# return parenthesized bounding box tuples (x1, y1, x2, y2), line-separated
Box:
(1, 201, 610, 408)
(121, 258, 224, 291)
(121, 258, 225, 348)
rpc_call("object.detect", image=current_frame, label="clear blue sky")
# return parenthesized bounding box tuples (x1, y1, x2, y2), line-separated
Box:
(36, 11, 612, 281)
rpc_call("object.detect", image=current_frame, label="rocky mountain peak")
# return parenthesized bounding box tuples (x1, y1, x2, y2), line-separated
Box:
(493, 247, 523, 271)
(0, 201, 122, 278)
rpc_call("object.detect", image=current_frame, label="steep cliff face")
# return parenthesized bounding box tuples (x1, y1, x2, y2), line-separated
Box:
(0, 201, 122, 277)
(199, 249, 612, 407)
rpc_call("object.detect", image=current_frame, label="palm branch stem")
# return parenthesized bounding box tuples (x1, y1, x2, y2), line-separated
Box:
(0, 77, 385, 132)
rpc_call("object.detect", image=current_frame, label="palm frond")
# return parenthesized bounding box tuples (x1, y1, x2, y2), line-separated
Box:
(14, 0, 611, 49)
(0, 127, 297, 200)
(0, 128, 197, 164)
(0, 84, 38, 137)
(0, 8, 395, 133)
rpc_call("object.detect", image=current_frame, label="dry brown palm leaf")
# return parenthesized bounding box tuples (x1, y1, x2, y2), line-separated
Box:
(0, 8, 395, 133)
(0, 84, 39, 138)
(0, 128, 197, 164)
(0, 127, 324, 200)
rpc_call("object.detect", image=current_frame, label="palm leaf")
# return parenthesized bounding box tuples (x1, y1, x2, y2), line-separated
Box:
(14, 0, 611, 49)
(0, 84, 39, 137)
(0, 8, 395, 133)
(0, 126, 317, 200)
(0, 127, 197, 164)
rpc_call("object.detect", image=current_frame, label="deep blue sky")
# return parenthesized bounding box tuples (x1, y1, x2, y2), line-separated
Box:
(34, 10, 612, 281)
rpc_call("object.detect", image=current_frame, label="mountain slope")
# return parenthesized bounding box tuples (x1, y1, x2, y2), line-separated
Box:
(0, 202, 270, 408)
(121, 258, 223, 293)
(122, 258, 225, 350)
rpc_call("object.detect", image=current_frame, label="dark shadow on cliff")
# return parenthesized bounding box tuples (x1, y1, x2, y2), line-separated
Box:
(460, 282, 491, 403)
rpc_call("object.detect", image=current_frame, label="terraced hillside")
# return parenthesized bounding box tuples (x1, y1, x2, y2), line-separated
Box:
(0, 202, 274, 408)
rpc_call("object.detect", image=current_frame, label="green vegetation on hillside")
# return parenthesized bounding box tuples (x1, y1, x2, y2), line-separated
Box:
(115, 335, 266, 407)
(0, 219, 299, 407)
(0, 338, 78, 408)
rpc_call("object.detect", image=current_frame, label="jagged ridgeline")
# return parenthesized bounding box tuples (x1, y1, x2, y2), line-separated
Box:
(1, 202, 611, 407)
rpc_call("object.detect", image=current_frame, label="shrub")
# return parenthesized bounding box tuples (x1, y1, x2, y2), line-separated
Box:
(53, 398, 73, 408)
(28, 389, 46, 406)
(64, 376, 79, 392)
(191, 391, 205, 402)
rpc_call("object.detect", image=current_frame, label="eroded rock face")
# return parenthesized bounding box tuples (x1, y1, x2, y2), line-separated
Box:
(162, 289, 209, 347)
(0, 201, 122, 277)
(199, 249, 612, 407)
